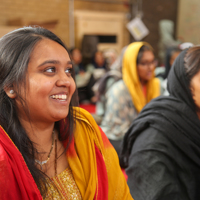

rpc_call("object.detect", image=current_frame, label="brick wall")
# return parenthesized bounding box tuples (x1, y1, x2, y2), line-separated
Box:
(177, 0, 200, 45)
(130, 0, 178, 63)
(0, 0, 129, 48)
(74, 0, 128, 12)
(0, 0, 178, 58)
(0, 0, 69, 46)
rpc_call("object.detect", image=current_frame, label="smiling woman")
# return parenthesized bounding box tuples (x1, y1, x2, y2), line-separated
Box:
(0, 27, 133, 200)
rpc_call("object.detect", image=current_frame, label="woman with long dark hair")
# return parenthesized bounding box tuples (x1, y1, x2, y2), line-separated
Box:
(0, 27, 132, 200)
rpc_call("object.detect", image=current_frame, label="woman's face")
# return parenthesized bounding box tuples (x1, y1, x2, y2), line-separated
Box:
(95, 51, 105, 67)
(14, 39, 76, 124)
(137, 51, 155, 84)
(190, 70, 200, 118)
(170, 51, 181, 67)
(72, 48, 82, 64)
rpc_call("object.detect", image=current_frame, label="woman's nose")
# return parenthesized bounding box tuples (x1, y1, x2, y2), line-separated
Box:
(56, 73, 71, 87)
(152, 64, 156, 70)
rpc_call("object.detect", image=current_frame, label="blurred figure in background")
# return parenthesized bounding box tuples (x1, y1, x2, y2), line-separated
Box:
(70, 47, 96, 104)
(92, 46, 127, 125)
(156, 42, 193, 95)
(93, 50, 107, 69)
(100, 42, 160, 156)
(91, 51, 107, 82)
(70, 47, 85, 75)
(158, 19, 182, 65)
(156, 46, 182, 95)
(103, 48, 118, 69)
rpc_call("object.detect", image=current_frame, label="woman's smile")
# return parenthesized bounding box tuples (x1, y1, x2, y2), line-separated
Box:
(50, 94, 68, 101)
(50, 93, 69, 104)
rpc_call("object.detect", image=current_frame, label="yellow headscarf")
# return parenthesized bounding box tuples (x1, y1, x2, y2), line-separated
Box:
(122, 42, 160, 112)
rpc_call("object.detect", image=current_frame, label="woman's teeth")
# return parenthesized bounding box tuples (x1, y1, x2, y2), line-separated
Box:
(51, 94, 67, 100)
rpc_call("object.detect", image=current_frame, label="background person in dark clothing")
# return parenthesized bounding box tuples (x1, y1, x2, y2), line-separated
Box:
(121, 46, 200, 200)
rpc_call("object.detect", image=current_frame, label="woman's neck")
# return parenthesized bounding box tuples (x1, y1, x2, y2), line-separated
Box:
(18, 117, 55, 151)
(140, 80, 147, 97)
(140, 79, 147, 86)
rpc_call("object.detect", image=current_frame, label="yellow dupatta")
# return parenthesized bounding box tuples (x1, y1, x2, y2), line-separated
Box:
(66, 107, 133, 200)
(122, 42, 160, 112)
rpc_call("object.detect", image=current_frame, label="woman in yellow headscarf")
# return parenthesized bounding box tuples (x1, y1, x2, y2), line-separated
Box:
(100, 42, 160, 155)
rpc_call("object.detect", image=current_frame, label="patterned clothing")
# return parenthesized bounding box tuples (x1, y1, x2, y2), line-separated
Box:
(100, 80, 138, 140)
(100, 42, 160, 141)
(45, 167, 82, 200)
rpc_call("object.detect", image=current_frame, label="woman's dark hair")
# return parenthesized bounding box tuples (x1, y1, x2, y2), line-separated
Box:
(136, 45, 153, 65)
(0, 26, 78, 197)
(184, 46, 200, 85)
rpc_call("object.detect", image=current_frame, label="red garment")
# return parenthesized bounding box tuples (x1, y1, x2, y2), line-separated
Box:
(94, 144, 108, 200)
(142, 84, 147, 98)
(0, 125, 109, 200)
(0, 126, 42, 200)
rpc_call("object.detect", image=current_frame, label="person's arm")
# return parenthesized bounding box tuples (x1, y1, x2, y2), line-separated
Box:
(126, 128, 188, 200)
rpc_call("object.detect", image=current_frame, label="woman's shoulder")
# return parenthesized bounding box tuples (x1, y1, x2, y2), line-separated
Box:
(73, 107, 101, 135)
(129, 125, 183, 170)
(132, 126, 170, 153)
(106, 79, 129, 96)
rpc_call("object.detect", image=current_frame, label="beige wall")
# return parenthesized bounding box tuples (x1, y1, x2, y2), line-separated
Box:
(177, 0, 200, 45)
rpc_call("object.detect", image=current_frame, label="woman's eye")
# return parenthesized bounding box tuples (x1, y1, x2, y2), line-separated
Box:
(65, 68, 72, 75)
(45, 67, 55, 73)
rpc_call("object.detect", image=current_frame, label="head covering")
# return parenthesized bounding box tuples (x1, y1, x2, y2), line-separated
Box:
(179, 42, 194, 50)
(167, 49, 196, 110)
(121, 48, 200, 169)
(122, 42, 160, 112)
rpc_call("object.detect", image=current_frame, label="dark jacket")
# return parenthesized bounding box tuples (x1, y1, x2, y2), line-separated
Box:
(121, 49, 200, 200)
(126, 126, 200, 200)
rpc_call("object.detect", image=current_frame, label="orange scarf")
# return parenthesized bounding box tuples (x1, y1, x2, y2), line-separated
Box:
(122, 42, 160, 112)
(66, 107, 133, 200)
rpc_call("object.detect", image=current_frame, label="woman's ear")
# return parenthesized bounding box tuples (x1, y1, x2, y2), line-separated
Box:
(4, 87, 17, 99)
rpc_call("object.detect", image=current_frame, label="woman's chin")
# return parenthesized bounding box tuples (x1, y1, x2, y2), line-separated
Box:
(51, 113, 69, 122)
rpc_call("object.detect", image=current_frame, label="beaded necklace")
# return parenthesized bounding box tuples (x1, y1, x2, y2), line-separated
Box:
(35, 130, 55, 170)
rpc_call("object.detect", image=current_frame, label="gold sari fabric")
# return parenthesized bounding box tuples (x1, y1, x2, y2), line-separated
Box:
(66, 107, 133, 200)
